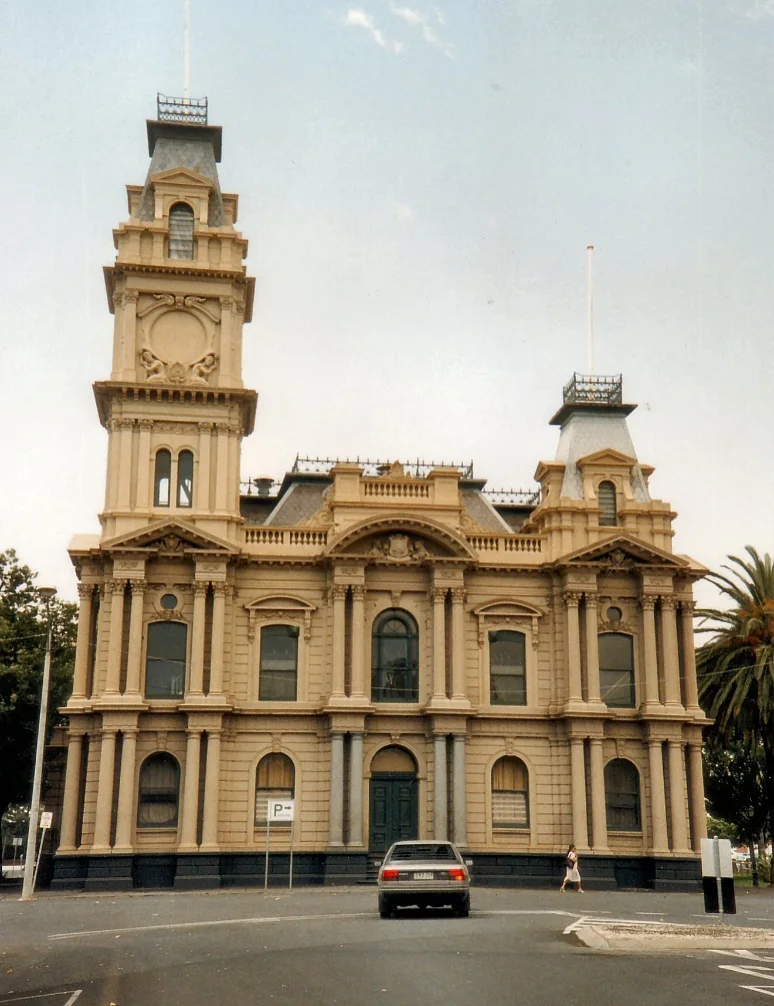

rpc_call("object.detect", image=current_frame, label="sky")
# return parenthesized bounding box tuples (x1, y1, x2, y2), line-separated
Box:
(1, 0, 772, 605)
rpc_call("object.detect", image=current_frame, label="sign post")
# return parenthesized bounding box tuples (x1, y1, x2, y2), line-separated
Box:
(265, 800, 295, 891)
(32, 812, 53, 893)
(701, 837, 736, 919)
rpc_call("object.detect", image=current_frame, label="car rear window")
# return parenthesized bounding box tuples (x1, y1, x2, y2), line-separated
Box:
(388, 844, 458, 863)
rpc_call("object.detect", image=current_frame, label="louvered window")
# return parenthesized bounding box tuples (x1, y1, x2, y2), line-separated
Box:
(492, 756, 529, 828)
(255, 753, 295, 825)
(137, 753, 180, 827)
(604, 759, 641, 832)
(598, 480, 617, 526)
(168, 203, 195, 259)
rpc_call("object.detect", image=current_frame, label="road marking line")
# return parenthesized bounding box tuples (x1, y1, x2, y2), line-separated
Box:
(636, 912, 664, 916)
(739, 987, 774, 998)
(710, 951, 774, 962)
(475, 910, 577, 918)
(0, 994, 82, 1005)
(49, 911, 374, 940)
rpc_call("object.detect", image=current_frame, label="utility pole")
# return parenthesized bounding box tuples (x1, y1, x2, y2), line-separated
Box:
(20, 586, 57, 902)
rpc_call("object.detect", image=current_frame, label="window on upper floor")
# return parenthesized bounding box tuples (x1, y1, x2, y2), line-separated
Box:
(598, 480, 617, 526)
(492, 756, 529, 829)
(137, 753, 180, 828)
(154, 449, 171, 507)
(145, 621, 187, 699)
(255, 752, 295, 826)
(371, 608, 419, 703)
(259, 624, 299, 701)
(177, 450, 194, 507)
(598, 632, 635, 708)
(489, 630, 527, 705)
(168, 202, 195, 259)
(604, 758, 641, 832)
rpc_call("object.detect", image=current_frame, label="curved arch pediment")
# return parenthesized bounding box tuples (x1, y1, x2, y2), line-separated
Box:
(326, 513, 476, 562)
(472, 599, 545, 619)
(244, 593, 317, 613)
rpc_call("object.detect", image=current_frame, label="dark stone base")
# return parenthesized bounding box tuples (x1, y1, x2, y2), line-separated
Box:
(50, 851, 701, 893)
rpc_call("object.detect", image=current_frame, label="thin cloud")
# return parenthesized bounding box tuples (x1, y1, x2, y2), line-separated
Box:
(746, 0, 774, 16)
(343, 9, 403, 52)
(393, 200, 415, 220)
(390, 5, 455, 57)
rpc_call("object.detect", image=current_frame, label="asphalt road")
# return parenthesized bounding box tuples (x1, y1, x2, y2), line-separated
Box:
(2, 885, 774, 1006)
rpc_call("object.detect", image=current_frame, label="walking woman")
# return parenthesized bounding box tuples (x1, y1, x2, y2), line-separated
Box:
(560, 844, 583, 893)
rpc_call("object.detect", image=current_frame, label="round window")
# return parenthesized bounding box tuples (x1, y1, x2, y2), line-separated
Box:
(606, 606, 623, 623)
(160, 593, 178, 610)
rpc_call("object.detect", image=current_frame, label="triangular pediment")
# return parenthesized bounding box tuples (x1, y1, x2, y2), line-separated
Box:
(558, 534, 688, 569)
(576, 448, 637, 467)
(100, 519, 238, 555)
(149, 167, 213, 189)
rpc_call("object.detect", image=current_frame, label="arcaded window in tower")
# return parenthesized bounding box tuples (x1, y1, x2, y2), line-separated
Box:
(145, 621, 188, 699)
(371, 609, 419, 702)
(154, 449, 171, 507)
(176, 450, 194, 507)
(598, 480, 617, 526)
(255, 753, 295, 825)
(137, 753, 180, 828)
(168, 202, 195, 259)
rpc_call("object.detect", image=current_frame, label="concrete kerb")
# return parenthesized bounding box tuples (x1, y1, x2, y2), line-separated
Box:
(570, 921, 774, 952)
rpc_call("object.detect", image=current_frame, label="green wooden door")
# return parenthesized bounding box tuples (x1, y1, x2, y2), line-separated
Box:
(369, 772, 418, 852)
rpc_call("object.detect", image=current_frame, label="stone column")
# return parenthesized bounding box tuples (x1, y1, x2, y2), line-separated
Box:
(71, 584, 93, 700)
(452, 734, 467, 847)
(198, 422, 213, 512)
(136, 419, 153, 508)
(330, 586, 347, 699)
(214, 423, 230, 511)
(91, 586, 107, 698)
(687, 742, 707, 850)
(113, 728, 138, 851)
(431, 587, 447, 701)
(104, 580, 126, 696)
(450, 588, 467, 702)
(350, 586, 366, 699)
(640, 596, 661, 707)
(188, 582, 208, 696)
(179, 729, 202, 850)
(680, 601, 701, 711)
(434, 734, 448, 840)
(328, 732, 345, 847)
(116, 419, 134, 509)
(588, 738, 609, 852)
(648, 739, 669, 853)
(570, 737, 589, 851)
(563, 592, 583, 704)
(660, 597, 683, 708)
(91, 728, 118, 852)
(200, 730, 222, 850)
(584, 593, 602, 704)
(209, 583, 227, 696)
(58, 732, 84, 851)
(667, 740, 689, 852)
(124, 579, 145, 698)
(348, 732, 364, 847)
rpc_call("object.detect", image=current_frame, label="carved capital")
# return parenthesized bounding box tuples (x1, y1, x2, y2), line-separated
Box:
(138, 418, 154, 431)
(584, 592, 599, 607)
(450, 588, 466, 604)
(193, 582, 210, 598)
(562, 590, 583, 608)
(679, 599, 697, 616)
(330, 584, 349, 601)
(198, 421, 214, 433)
(350, 584, 367, 601)
(129, 578, 146, 595)
(431, 587, 448, 604)
(124, 291, 139, 304)
(113, 291, 126, 308)
(219, 296, 234, 312)
(659, 595, 678, 611)
(77, 582, 93, 599)
(215, 422, 231, 434)
(106, 578, 126, 596)
(639, 595, 657, 611)
(211, 582, 229, 598)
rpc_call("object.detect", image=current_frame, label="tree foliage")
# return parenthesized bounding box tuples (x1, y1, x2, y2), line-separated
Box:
(698, 546, 774, 848)
(0, 549, 77, 816)
(703, 740, 768, 844)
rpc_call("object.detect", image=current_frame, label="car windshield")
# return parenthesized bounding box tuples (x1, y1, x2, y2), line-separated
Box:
(388, 844, 458, 863)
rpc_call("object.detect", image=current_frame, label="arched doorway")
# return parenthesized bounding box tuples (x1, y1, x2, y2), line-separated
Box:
(369, 746, 418, 852)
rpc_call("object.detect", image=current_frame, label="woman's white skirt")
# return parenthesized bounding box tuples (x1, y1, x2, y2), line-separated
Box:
(565, 866, 581, 883)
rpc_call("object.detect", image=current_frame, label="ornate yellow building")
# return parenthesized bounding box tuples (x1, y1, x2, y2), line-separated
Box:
(54, 98, 708, 891)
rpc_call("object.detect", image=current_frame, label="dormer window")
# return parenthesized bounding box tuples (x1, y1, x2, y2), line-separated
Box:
(598, 480, 617, 526)
(168, 202, 194, 259)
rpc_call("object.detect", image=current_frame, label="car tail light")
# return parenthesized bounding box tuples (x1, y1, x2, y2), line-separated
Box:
(381, 868, 400, 881)
(448, 867, 466, 881)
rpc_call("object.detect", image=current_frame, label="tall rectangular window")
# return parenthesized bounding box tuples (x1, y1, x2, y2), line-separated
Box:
(599, 632, 635, 707)
(259, 624, 299, 701)
(489, 630, 527, 705)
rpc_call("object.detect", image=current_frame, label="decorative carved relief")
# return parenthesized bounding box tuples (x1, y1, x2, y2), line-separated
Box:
(156, 731, 168, 751)
(562, 591, 583, 607)
(140, 348, 166, 383)
(368, 534, 429, 562)
(154, 422, 199, 435)
(271, 735, 282, 752)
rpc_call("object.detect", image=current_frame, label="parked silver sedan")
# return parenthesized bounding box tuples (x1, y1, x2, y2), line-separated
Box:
(377, 840, 471, 918)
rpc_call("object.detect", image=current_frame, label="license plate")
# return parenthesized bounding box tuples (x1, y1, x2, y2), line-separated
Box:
(414, 872, 433, 880)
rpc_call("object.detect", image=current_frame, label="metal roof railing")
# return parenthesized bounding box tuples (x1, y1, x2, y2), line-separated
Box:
(562, 373, 623, 406)
(291, 456, 475, 479)
(157, 93, 208, 125)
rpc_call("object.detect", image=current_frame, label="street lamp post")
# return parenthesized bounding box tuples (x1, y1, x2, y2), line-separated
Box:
(20, 586, 57, 902)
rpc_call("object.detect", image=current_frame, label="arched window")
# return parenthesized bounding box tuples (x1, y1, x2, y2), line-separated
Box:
(259, 624, 299, 701)
(371, 608, 419, 703)
(137, 753, 180, 828)
(176, 450, 194, 508)
(604, 759, 641, 832)
(598, 480, 617, 526)
(154, 449, 171, 507)
(489, 630, 527, 705)
(168, 202, 195, 259)
(255, 752, 295, 825)
(492, 756, 529, 829)
(598, 632, 635, 707)
(145, 621, 188, 699)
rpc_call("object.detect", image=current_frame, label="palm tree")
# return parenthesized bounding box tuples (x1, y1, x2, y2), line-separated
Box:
(697, 547, 774, 871)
